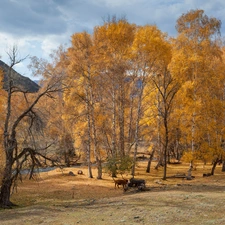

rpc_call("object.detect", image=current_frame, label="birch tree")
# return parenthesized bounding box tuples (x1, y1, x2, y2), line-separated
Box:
(130, 25, 171, 176)
(171, 9, 222, 171)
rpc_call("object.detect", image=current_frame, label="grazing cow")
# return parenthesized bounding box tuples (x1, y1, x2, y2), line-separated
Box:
(113, 178, 128, 189)
(128, 178, 146, 188)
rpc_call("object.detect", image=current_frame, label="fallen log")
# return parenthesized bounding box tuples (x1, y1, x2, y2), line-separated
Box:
(166, 174, 195, 179)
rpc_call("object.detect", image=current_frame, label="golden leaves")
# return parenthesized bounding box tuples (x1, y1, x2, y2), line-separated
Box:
(54, 11, 225, 165)
(176, 9, 221, 39)
(132, 25, 171, 68)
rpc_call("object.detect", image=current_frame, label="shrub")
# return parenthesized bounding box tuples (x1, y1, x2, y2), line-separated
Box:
(104, 155, 133, 177)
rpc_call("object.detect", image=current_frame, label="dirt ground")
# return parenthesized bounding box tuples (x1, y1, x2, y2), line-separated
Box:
(1, 162, 225, 225)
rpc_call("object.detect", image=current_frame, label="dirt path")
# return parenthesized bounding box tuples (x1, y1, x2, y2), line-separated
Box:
(1, 187, 225, 225)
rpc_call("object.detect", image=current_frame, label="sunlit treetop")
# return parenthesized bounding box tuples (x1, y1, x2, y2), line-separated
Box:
(176, 9, 221, 41)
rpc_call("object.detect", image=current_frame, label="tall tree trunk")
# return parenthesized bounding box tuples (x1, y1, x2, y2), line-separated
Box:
(86, 134, 93, 178)
(85, 88, 93, 178)
(154, 121, 163, 170)
(111, 88, 117, 178)
(88, 73, 102, 179)
(127, 96, 134, 154)
(211, 159, 218, 175)
(162, 114, 169, 180)
(155, 81, 162, 170)
(112, 88, 117, 157)
(118, 70, 126, 157)
(131, 82, 144, 176)
(0, 149, 14, 208)
(92, 113, 102, 179)
(86, 147, 93, 178)
(155, 153, 164, 169)
(175, 128, 181, 161)
(152, 69, 179, 180)
(146, 148, 156, 173)
(190, 68, 197, 171)
(0, 62, 15, 208)
(96, 159, 102, 179)
(190, 112, 196, 171)
(222, 161, 225, 172)
(118, 86, 125, 157)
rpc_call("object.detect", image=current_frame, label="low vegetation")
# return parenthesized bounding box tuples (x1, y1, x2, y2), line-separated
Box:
(1, 161, 225, 224)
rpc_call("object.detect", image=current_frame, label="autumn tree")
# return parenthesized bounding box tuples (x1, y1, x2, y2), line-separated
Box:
(64, 32, 104, 178)
(171, 9, 224, 174)
(43, 47, 80, 167)
(93, 17, 135, 176)
(152, 70, 180, 179)
(130, 25, 173, 176)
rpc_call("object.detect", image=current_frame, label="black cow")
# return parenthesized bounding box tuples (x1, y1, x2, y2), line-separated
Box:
(128, 178, 146, 187)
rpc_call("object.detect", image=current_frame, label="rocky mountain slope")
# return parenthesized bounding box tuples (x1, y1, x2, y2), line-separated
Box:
(0, 60, 39, 93)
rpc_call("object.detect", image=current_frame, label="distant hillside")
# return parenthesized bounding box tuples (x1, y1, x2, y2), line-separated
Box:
(0, 60, 40, 93)
(33, 80, 40, 85)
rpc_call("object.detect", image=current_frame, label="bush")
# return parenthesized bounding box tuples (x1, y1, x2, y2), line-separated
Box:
(104, 155, 133, 177)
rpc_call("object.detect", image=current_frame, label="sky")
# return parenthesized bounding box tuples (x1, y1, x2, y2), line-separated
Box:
(0, 0, 225, 79)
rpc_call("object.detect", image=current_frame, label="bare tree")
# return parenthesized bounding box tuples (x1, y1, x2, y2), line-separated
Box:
(0, 47, 64, 208)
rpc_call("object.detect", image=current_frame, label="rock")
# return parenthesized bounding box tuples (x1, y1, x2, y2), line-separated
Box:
(68, 171, 75, 176)
(77, 170, 83, 175)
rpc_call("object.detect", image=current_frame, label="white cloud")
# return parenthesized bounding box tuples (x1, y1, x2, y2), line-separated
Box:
(1, 0, 225, 79)
(91, 0, 145, 8)
(41, 36, 64, 58)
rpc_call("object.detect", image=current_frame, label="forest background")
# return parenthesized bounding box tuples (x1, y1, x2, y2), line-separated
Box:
(1, 9, 225, 208)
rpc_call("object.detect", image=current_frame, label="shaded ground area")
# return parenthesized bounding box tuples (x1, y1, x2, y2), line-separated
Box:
(1, 162, 225, 224)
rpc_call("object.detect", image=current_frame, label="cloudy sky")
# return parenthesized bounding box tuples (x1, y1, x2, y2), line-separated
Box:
(1, 0, 225, 79)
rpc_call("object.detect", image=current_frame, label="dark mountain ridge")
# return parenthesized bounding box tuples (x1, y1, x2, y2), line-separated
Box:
(0, 60, 40, 93)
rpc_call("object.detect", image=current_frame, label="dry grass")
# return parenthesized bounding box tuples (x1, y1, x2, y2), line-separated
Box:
(1, 161, 225, 225)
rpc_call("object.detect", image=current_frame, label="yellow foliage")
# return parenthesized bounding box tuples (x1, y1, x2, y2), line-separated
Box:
(50, 11, 225, 168)
(181, 150, 195, 163)
(132, 25, 171, 66)
(94, 18, 135, 54)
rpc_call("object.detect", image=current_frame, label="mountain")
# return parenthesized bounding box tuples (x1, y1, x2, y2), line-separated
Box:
(0, 60, 40, 93)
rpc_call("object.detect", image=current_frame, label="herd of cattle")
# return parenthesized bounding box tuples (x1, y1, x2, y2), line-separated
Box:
(70, 169, 146, 191)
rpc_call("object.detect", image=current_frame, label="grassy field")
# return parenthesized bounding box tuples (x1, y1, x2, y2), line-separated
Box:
(1, 161, 225, 225)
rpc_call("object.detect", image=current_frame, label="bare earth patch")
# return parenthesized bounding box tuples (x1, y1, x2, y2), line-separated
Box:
(1, 162, 225, 225)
